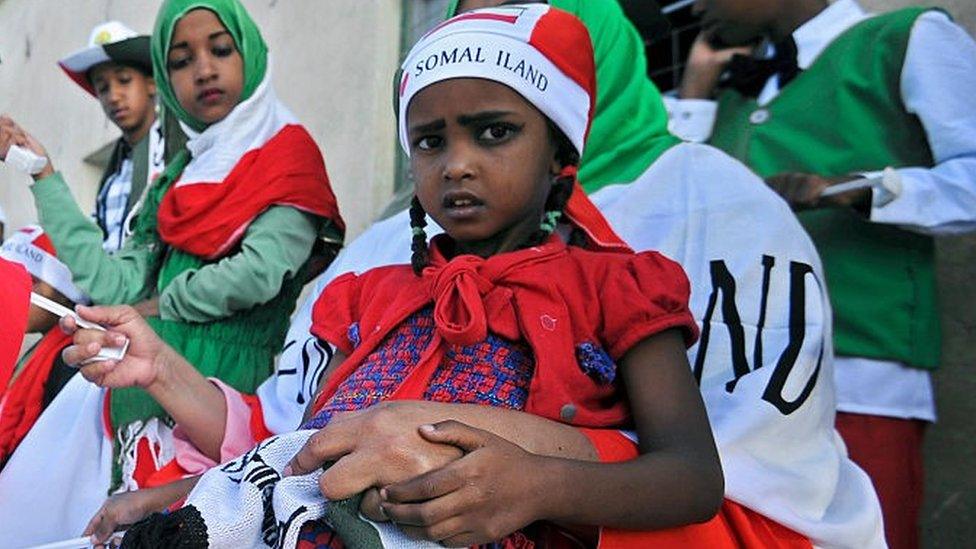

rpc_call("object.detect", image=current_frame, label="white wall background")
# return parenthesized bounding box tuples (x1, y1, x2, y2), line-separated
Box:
(0, 0, 403, 239)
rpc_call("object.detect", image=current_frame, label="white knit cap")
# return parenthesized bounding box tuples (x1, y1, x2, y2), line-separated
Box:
(397, 5, 596, 157)
(0, 226, 90, 305)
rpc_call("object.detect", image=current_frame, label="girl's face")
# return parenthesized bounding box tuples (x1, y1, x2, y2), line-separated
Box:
(407, 78, 561, 257)
(167, 9, 244, 125)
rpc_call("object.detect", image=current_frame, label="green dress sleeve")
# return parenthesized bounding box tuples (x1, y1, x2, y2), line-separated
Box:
(158, 205, 319, 323)
(30, 172, 158, 305)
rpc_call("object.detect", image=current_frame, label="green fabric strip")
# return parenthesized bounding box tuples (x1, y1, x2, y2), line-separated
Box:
(152, 0, 268, 132)
(446, 0, 678, 193)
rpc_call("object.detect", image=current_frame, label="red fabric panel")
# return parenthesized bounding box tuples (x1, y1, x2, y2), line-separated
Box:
(242, 391, 274, 443)
(836, 411, 925, 549)
(0, 259, 31, 399)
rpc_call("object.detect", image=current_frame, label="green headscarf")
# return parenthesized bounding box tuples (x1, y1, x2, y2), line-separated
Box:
(151, 0, 268, 132)
(446, 0, 679, 193)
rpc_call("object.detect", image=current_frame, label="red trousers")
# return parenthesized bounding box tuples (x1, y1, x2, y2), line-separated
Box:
(835, 411, 927, 549)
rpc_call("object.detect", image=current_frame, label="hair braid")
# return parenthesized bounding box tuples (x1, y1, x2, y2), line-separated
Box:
(409, 195, 430, 275)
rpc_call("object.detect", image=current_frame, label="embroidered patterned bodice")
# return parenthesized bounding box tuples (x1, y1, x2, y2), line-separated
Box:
(303, 307, 535, 429)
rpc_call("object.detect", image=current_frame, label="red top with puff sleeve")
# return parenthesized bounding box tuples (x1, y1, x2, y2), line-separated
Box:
(309, 233, 698, 430)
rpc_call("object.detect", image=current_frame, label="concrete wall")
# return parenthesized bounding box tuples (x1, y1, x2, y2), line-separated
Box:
(0, 0, 402, 239)
(859, 1, 976, 546)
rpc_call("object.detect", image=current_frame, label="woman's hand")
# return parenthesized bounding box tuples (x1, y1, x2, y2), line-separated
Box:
(83, 477, 200, 546)
(0, 114, 54, 179)
(83, 490, 157, 546)
(765, 172, 870, 212)
(679, 33, 754, 99)
(285, 401, 464, 502)
(61, 304, 171, 390)
(379, 421, 547, 547)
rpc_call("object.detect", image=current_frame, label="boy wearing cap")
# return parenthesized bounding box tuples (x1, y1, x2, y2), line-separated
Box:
(57, 21, 175, 252)
(0, 226, 92, 469)
(667, 1, 976, 547)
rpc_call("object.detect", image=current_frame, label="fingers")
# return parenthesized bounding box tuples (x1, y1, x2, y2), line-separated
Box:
(317, 450, 384, 500)
(83, 507, 118, 545)
(382, 460, 467, 504)
(76, 304, 137, 328)
(76, 359, 120, 385)
(285, 427, 355, 477)
(359, 488, 387, 522)
(380, 485, 465, 527)
(398, 517, 471, 545)
(416, 420, 491, 453)
(765, 173, 825, 209)
(61, 330, 126, 366)
(59, 314, 79, 335)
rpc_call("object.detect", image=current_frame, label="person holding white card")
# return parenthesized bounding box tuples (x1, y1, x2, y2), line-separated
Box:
(0, 226, 92, 468)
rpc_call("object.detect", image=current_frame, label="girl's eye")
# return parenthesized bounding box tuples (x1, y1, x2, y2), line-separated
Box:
(167, 56, 191, 71)
(118, 75, 132, 84)
(478, 123, 518, 143)
(415, 136, 443, 151)
(212, 45, 235, 58)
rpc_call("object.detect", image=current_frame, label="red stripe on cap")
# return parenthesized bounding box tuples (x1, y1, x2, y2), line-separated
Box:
(58, 62, 97, 97)
(32, 232, 58, 257)
(427, 11, 521, 37)
(528, 9, 597, 142)
(399, 72, 410, 97)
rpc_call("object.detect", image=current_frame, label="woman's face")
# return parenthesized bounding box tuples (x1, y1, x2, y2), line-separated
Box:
(166, 9, 244, 125)
(407, 78, 561, 256)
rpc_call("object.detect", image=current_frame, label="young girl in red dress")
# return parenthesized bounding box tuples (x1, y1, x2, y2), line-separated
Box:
(86, 5, 724, 547)
(291, 5, 721, 546)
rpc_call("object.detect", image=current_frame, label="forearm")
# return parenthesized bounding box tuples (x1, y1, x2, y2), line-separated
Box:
(31, 172, 156, 304)
(535, 449, 723, 530)
(147, 347, 227, 460)
(141, 475, 201, 513)
(389, 401, 597, 460)
(159, 206, 318, 322)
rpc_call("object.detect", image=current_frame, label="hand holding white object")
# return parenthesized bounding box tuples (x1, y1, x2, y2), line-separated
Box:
(0, 114, 54, 179)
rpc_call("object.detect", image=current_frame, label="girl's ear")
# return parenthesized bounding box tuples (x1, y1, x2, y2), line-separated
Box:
(549, 154, 563, 177)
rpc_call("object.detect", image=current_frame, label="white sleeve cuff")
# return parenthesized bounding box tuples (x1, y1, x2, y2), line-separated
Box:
(663, 97, 718, 143)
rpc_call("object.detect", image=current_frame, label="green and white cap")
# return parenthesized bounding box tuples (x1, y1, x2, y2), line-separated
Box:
(58, 21, 152, 96)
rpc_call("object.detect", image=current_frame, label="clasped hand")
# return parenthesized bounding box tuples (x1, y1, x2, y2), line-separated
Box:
(285, 402, 548, 546)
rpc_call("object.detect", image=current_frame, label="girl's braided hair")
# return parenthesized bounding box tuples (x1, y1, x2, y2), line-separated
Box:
(409, 123, 580, 275)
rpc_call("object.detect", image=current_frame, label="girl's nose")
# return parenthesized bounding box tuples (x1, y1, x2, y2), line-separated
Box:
(193, 55, 218, 83)
(442, 143, 476, 182)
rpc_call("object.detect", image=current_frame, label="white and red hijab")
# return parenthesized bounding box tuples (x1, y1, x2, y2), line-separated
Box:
(155, 71, 344, 260)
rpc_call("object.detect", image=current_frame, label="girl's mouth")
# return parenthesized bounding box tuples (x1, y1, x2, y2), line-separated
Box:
(442, 192, 485, 218)
(198, 88, 225, 105)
